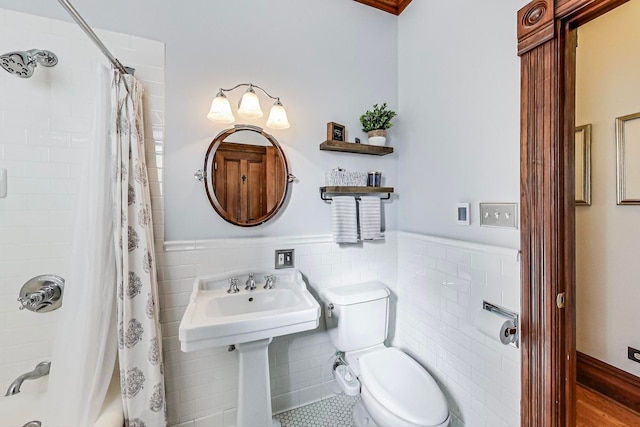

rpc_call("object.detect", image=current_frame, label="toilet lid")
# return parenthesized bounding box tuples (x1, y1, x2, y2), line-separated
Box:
(359, 348, 449, 426)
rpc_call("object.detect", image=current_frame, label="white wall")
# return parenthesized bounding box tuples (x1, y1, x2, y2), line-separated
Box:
(397, 0, 526, 248)
(0, 0, 399, 241)
(160, 0, 399, 240)
(575, 0, 640, 377)
(0, 8, 165, 390)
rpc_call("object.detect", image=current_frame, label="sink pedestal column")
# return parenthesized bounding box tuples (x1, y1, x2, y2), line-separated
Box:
(236, 338, 281, 427)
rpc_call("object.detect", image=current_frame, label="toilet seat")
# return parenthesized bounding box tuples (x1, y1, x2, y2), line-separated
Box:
(359, 348, 449, 427)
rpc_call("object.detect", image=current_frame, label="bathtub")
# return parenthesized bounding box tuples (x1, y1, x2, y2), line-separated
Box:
(0, 375, 123, 427)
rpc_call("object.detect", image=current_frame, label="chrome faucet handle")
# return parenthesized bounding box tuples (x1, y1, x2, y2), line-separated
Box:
(227, 278, 240, 294)
(17, 296, 30, 310)
(245, 273, 256, 291)
(263, 275, 276, 289)
(17, 275, 64, 312)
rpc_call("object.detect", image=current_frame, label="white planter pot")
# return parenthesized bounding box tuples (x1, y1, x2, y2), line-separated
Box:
(367, 130, 387, 146)
(367, 136, 387, 146)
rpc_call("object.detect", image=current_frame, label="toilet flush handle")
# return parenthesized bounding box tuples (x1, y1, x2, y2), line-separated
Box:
(326, 303, 334, 318)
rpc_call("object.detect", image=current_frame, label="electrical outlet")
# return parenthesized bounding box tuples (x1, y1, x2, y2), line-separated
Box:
(275, 249, 294, 269)
(629, 346, 640, 364)
(480, 203, 518, 229)
(0, 168, 7, 198)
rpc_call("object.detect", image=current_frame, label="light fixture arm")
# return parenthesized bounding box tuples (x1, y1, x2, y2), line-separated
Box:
(218, 83, 281, 102)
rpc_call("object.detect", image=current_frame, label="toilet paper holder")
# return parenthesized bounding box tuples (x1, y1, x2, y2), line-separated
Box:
(483, 301, 519, 348)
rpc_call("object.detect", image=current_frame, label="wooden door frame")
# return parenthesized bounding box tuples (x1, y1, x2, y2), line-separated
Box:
(518, 0, 629, 425)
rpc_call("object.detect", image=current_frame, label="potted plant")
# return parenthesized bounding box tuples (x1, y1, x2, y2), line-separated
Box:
(359, 103, 397, 146)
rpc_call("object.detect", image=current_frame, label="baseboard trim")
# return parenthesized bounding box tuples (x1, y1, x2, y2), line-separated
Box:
(577, 351, 640, 414)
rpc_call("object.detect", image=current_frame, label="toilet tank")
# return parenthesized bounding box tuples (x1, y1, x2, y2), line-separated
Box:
(321, 281, 390, 352)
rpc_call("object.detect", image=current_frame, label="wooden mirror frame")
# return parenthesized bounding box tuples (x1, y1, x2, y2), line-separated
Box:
(518, 0, 629, 425)
(202, 125, 292, 227)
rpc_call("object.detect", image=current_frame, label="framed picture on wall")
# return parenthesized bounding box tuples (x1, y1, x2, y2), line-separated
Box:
(575, 124, 592, 205)
(327, 122, 346, 142)
(616, 112, 640, 204)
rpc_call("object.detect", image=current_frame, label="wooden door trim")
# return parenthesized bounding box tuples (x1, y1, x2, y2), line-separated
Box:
(518, 0, 629, 425)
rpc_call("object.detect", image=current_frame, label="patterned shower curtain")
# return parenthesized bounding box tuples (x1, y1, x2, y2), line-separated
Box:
(111, 71, 167, 426)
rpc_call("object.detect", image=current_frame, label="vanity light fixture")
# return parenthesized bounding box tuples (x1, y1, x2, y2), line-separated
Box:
(207, 83, 290, 130)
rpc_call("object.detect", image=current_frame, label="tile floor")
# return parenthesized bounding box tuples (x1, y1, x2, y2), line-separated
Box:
(275, 394, 359, 427)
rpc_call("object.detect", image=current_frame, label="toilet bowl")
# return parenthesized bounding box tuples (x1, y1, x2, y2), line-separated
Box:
(356, 347, 449, 427)
(321, 282, 450, 427)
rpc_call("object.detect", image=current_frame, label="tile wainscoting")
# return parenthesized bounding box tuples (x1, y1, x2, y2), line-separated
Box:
(394, 232, 521, 426)
(159, 232, 521, 427)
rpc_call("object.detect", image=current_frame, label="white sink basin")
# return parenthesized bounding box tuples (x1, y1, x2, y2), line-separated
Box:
(179, 269, 321, 351)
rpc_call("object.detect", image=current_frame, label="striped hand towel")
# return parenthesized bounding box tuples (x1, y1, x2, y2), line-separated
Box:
(359, 196, 383, 241)
(331, 196, 358, 244)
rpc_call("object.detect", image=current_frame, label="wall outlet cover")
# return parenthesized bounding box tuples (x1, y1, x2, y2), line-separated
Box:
(275, 249, 295, 269)
(0, 168, 7, 198)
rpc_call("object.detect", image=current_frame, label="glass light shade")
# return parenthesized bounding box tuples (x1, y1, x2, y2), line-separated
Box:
(238, 88, 263, 118)
(207, 93, 234, 123)
(266, 102, 290, 130)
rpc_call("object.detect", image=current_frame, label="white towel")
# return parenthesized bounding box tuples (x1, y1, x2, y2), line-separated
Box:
(359, 196, 383, 240)
(331, 196, 358, 244)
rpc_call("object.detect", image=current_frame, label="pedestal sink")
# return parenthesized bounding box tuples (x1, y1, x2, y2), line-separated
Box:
(179, 269, 321, 427)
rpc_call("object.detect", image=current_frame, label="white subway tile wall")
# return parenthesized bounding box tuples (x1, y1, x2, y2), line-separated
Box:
(0, 8, 164, 389)
(395, 232, 521, 427)
(159, 235, 398, 425)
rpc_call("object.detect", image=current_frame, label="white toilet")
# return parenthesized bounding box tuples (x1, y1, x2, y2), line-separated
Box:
(321, 281, 450, 427)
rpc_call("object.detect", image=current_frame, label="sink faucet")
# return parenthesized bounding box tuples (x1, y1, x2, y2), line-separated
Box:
(264, 275, 276, 289)
(245, 273, 256, 291)
(227, 278, 240, 294)
(5, 361, 51, 396)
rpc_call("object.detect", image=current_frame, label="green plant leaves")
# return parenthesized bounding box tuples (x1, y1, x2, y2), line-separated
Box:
(359, 103, 397, 132)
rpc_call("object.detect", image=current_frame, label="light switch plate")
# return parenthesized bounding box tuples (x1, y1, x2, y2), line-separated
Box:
(275, 249, 294, 269)
(480, 203, 518, 229)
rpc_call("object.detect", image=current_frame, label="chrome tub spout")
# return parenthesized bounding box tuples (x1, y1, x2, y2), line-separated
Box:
(5, 361, 51, 396)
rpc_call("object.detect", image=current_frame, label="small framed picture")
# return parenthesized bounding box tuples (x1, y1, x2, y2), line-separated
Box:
(327, 122, 346, 142)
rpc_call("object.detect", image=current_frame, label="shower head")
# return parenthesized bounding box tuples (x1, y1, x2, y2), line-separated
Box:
(0, 49, 58, 78)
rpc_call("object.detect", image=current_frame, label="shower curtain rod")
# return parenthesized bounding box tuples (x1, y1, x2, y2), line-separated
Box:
(57, 0, 133, 75)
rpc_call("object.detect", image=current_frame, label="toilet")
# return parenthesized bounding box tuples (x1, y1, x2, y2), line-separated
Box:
(321, 281, 450, 427)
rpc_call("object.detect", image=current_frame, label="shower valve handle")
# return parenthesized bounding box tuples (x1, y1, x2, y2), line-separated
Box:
(17, 275, 65, 313)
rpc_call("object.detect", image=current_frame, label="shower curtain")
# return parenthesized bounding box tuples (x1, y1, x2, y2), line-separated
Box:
(112, 71, 167, 426)
(46, 66, 166, 427)
(46, 65, 118, 427)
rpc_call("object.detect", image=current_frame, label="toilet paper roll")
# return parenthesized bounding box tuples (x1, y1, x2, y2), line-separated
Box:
(475, 310, 516, 345)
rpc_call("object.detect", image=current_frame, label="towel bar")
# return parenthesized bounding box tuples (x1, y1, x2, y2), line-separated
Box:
(319, 186, 393, 202)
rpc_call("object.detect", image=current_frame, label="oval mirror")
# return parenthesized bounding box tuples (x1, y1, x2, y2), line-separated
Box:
(203, 125, 292, 226)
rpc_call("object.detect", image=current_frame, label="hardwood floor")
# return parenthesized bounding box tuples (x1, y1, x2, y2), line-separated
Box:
(576, 384, 640, 426)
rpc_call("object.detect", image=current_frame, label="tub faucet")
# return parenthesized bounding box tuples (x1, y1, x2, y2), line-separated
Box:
(5, 361, 50, 396)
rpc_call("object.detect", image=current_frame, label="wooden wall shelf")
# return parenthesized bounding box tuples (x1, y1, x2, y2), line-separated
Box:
(320, 186, 394, 201)
(320, 140, 393, 156)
